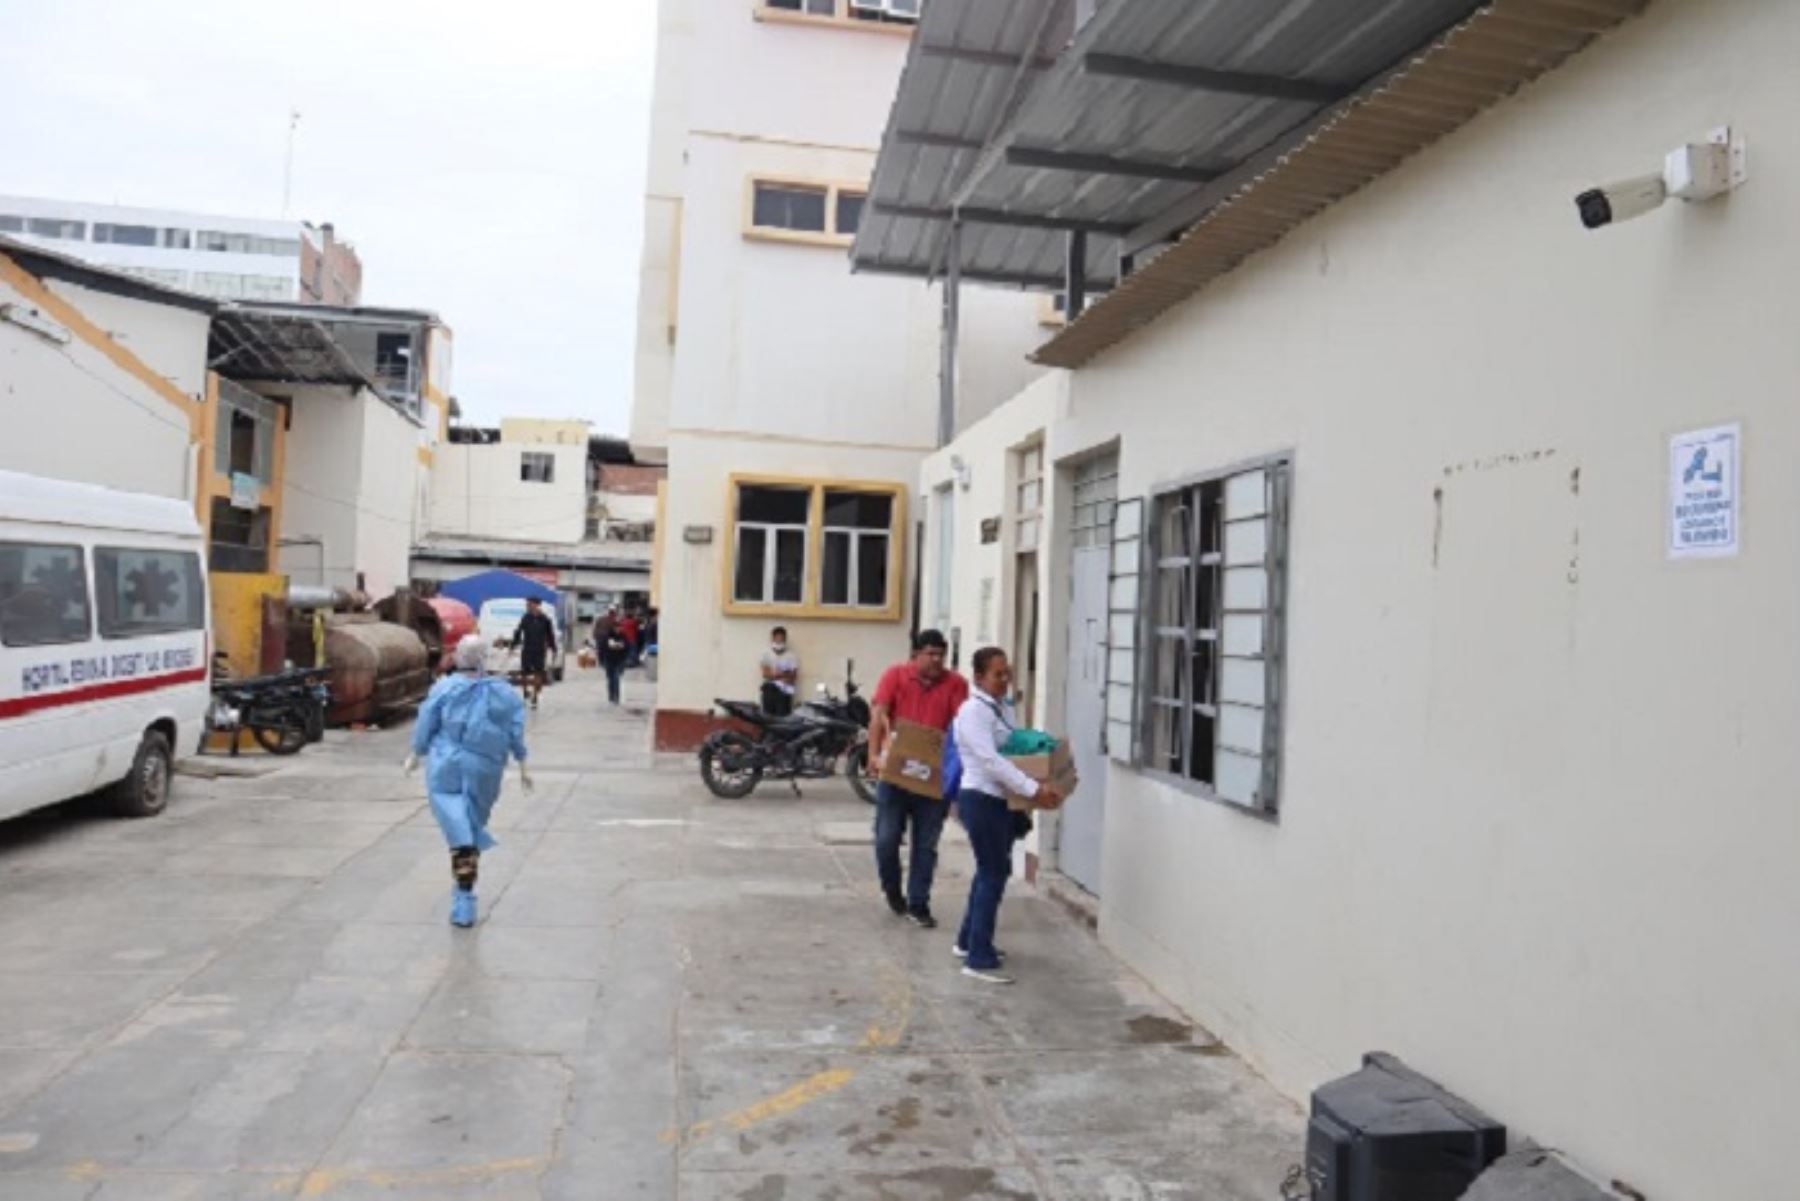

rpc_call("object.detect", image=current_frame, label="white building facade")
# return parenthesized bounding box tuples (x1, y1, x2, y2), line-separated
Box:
(874, 0, 1795, 1197)
(632, 0, 1047, 748)
(0, 195, 357, 305)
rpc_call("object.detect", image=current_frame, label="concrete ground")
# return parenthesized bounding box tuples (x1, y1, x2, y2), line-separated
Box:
(0, 668, 1304, 1200)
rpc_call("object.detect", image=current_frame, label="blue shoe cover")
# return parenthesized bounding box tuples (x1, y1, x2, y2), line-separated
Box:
(450, 888, 478, 927)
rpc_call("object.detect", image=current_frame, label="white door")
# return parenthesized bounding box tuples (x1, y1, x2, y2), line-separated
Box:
(1057, 453, 1118, 894)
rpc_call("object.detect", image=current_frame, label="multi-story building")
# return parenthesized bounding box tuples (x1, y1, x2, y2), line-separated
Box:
(416, 422, 657, 611)
(0, 195, 361, 305)
(631, 0, 1049, 748)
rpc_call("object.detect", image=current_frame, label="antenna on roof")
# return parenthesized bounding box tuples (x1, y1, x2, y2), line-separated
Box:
(282, 109, 301, 217)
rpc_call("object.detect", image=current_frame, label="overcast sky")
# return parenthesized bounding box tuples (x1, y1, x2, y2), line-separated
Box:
(0, 0, 656, 433)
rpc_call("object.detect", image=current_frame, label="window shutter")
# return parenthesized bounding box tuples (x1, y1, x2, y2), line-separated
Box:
(1214, 461, 1289, 812)
(1104, 495, 1144, 763)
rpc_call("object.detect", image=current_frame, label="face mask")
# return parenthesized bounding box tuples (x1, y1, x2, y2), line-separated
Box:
(771, 642, 787, 654)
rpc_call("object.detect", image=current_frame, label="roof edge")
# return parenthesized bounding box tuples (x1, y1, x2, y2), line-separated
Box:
(0, 235, 219, 316)
(1034, 0, 1652, 370)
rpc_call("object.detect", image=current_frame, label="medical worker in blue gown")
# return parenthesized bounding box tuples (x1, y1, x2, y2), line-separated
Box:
(405, 635, 533, 926)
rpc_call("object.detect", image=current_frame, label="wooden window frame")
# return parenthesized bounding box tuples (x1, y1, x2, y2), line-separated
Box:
(743, 176, 869, 249)
(721, 473, 907, 621)
(752, 0, 917, 37)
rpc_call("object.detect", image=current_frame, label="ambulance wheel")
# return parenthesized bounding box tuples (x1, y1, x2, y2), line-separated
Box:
(112, 730, 172, 818)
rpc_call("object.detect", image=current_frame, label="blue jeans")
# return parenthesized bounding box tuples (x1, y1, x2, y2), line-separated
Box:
(873, 782, 949, 912)
(955, 789, 1013, 970)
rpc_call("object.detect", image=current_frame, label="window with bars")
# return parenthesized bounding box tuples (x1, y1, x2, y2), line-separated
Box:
(1140, 458, 1290, 814)
(1070, 455, 1118, 549)
(520, 452, 556, 484)
(214, 379, 279, 485)
(1014, 443, 1044, 553)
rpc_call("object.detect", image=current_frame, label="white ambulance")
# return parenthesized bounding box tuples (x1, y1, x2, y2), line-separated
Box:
(0, 470, 211, 821)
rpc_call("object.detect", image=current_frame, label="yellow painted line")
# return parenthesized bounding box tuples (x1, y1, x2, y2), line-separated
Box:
(291, 1155, 544, 1196)
(663, 968, 914, 1148)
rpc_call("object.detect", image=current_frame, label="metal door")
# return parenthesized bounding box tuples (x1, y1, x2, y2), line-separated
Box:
(1057, 453, 1118, 894)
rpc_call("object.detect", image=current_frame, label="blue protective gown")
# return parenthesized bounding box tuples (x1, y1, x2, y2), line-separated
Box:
(410, 674, 528, 852)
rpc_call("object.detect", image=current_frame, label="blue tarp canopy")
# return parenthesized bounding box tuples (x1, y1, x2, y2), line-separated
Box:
(437, 569, 559, 613)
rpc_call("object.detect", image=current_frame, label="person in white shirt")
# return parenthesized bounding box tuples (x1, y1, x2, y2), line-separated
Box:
(759, 626, 799, 716)
(951, 646, 1060, 984)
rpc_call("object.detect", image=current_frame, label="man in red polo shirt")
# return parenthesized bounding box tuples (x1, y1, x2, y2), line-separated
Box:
(867, 628, 968, 927)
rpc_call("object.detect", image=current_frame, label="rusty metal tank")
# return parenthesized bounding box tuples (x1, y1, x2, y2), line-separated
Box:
(374, 592, 476, 675)
(316, 617, 430, 725)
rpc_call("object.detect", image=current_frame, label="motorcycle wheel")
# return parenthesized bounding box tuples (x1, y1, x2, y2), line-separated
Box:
(304, 702, 326, 744)
(698, 732, 762, 799)
(252, 714, 309, 756)
(845, 743, 877, 805)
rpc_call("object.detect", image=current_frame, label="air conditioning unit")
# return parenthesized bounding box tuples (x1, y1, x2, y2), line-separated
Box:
(1304, 1053, 1506, 1201)
(850, 0, 919, 18)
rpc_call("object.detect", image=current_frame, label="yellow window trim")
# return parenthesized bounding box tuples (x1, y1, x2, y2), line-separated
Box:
(721, 472, 907, 622)
(742, 175, 869, 249)
(752, 2, 916, 38)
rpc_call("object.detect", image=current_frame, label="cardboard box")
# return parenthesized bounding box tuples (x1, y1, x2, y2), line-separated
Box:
(1004, 742, 1079, 811)
(878, 719, 946, 799)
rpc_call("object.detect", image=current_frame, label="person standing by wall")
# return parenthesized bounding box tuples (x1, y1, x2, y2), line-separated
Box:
(759, 625, 799, 716)
(866, 628, 968, 927)
(951, 647, 1058, 984)
(405, 635, 534, 927)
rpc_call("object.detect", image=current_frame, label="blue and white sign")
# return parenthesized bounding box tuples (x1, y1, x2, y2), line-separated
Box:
(230, 472, 260, 512)
(1669, 423, 1739, 559)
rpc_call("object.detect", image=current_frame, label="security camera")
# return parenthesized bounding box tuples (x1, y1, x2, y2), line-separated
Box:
(1575, 173, 1667, 229)
(1576, 128, 1746, 230)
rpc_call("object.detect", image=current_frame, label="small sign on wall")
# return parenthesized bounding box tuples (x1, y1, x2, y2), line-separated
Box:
(1669, 424, 1740, 559)
(230, 472, 260, 511)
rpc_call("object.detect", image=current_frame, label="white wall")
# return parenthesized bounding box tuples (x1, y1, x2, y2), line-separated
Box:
(656, 429, 921, 715)
(0, 267, 196, 500)
(1066, 3, 1799, 1196)
(355, 396, 424, 598)
(276, 385, 423, 596)
(278, 385, 363, 590)
(428, 442, 587, 545)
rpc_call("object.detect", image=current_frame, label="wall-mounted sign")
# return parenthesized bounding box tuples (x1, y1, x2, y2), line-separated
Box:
(1669, 423, 1739, 559)
(979, 517, 1001, 544)
(230, 472, 260, 512)
(683, 525, 714, 545)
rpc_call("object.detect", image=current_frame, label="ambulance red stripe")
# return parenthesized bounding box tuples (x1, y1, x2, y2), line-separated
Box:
(0, 667, 209, 720)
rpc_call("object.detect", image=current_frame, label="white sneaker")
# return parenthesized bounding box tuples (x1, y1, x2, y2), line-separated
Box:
(961, 965, 1015, 985)
(952, 945, 1006, 963)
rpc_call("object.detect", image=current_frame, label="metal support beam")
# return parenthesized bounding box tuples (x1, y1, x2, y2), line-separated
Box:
(918, 42, 1055, 70)
(874, 201, 1133, 238)
(1064, 230, 1088, 321)
(896, 130, 986, 151)
(938, 221, 960, 448)
(1005, 145, 1221, 185)
(1084, 52, 1349, 105)
(856, 260, 1078, 291)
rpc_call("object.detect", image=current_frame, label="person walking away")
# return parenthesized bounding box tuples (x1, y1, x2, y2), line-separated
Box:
(508, 596, 557, 710)
(952, 647, 1058, 984)
(598, 619, 630, 705)
(759, 626, 799, 716)
(866, 629, 968, 927)
(620, 610, 641, 668)
(406, 635, 534, 927)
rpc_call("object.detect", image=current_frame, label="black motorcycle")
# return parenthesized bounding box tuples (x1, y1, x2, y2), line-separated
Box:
(205, 667, 332, 756)
(802, 669, 875, 804)
(697, 698, 864, 799)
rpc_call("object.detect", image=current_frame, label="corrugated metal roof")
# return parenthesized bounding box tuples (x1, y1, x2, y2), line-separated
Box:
(209, 309, 380, 389)
(852, 0, 1490, 288)
(1037, 0, 1650, 366)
